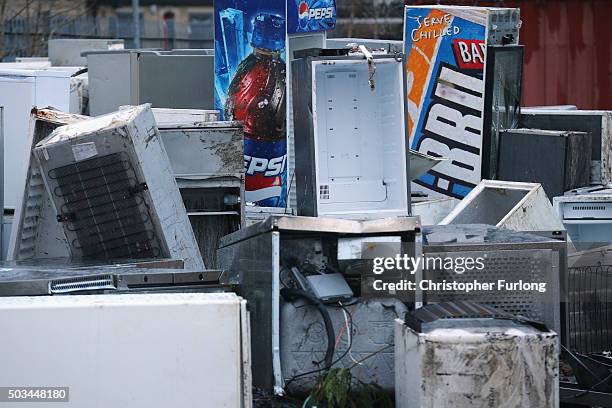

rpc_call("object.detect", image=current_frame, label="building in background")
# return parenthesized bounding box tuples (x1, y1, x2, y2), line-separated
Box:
(0, 0, 608, 110)
(0, 0, 92, 59)
(331, 0, 404, 39)
(94, 0, 214, 49)
(0, 0, 214, 59)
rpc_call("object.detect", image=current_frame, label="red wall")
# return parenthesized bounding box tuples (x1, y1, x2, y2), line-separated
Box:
(517, 0, 612, 109)
(407, 0, 612, 109)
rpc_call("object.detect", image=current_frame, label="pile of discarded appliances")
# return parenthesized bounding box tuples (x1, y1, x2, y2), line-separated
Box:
(0, 6, 609, 408)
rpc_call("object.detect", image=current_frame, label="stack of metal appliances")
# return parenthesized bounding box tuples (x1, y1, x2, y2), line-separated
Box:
(0, 104, 253, 406)
(553, 186, 612, 407)
(249, 32, 565, 401)
(8, 106, 245, 270)
(0, 8, 603, 404)
(1, 103, 242, 296)
(517, 108, 612, 405)
(217, 217, 567, 400)
(218, 215, 421, 395)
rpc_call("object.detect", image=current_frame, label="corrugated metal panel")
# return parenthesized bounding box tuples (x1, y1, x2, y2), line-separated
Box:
(406, 0, 612, 110)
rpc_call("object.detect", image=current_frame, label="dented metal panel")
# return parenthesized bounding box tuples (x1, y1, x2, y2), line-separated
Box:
(497, 128, 592, 199)
(219, 215, 421, 248)
(160, 121, 244, 179)
(70, 73, 89, 116)
(151, 108, 220, 127)
(411, 197, 457, 225)
(395, 318, 559, 408)
(156, 118, 244, 269)
(281, 298, 407, 395)
(440, 180, 565, 232)
(520, 109, 612, 185)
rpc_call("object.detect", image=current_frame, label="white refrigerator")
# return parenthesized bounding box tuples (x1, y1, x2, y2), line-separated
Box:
(0, 66, 86, 258)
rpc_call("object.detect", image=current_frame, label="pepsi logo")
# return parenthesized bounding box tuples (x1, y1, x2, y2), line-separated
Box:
(298, 1, 309, 20)
(244, 154, 287, 177)
(298, 2, 334, 21)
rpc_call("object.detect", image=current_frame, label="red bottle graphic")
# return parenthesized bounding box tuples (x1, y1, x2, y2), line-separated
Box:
(225, 13, 287, 207)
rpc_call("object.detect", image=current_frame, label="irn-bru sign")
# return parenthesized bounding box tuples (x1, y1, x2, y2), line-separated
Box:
(404, 7, 487, 199)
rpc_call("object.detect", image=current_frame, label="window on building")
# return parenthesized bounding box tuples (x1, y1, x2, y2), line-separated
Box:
(189, 12, 213, 40)
(110, 11, 143, 39)
(162, 11, 176, 50)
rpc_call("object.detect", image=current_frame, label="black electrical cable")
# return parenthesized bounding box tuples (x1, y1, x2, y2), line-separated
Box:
(280, 288, 335, 370)
(284, 302, 355, 389)
(279, 267, 293, 288)
(561, 344, 601, 382)
(563, 372, 612, 400)
(561, 344, 612, 399)
(333, 303, 358, 333)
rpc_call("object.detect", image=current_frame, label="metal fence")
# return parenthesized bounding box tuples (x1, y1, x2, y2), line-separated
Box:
(1, 15, 214, 60)
(568, 264, 612, 354)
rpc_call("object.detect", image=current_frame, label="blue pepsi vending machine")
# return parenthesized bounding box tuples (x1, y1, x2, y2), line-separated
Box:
(215, 1, 288, 207)
(215, 0, 336, 208)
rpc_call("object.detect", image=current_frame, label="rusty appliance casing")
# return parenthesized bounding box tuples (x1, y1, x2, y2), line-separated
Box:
(218, 215, 421, 394)
(395, 304, 559, 408)
(159, 119, 244, 269)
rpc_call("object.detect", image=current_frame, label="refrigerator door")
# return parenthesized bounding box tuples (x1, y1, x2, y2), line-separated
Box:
(482, 45, 524, 179)
(292, 53, 409, 219)
(0, 76, 35, 210)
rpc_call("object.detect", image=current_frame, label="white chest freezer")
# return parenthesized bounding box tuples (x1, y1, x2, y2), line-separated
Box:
(0, 66, 85, 210)
(395, 302, 559, 408)
(0, 293, 252, 408)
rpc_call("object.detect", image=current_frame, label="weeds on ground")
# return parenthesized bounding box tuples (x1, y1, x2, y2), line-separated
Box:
(305, 368, 393, 408)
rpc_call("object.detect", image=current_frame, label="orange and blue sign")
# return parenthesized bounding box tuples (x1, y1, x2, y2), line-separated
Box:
(404, 6, 487, 199)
